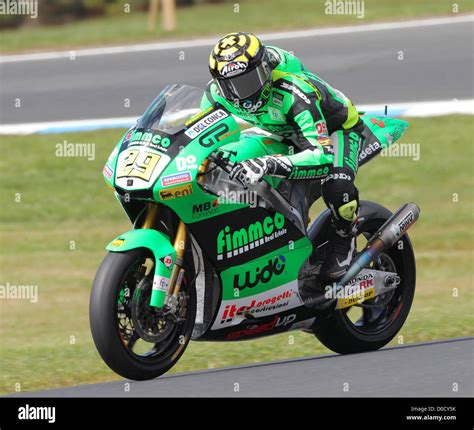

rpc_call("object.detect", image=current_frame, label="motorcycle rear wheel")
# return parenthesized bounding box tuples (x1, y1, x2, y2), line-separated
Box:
(312, 207, 416, 354)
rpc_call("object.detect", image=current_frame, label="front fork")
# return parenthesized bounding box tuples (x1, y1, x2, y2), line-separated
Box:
(143, 203, 188, 309)
(146, 160, 207, 308)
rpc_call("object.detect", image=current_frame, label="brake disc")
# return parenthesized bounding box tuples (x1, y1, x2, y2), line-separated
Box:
(131, 276, 175, 343)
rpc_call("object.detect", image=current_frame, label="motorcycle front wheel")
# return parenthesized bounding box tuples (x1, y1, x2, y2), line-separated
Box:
(89, 248, 196, 380)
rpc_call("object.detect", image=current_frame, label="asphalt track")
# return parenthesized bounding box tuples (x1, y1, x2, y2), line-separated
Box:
(1, 17, 473, 124)
(13, 338, 474, 397)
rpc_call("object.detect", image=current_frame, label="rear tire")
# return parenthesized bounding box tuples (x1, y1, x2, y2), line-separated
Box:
(90, 249, 196, 380)
(312, 206, 416, 354)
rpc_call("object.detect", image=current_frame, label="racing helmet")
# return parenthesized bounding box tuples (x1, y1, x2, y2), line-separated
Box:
(209, 32, 272, 111)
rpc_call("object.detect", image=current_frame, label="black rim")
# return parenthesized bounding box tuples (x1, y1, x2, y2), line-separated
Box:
(115, 254, 189, 363)
(341, 221, 407, 335)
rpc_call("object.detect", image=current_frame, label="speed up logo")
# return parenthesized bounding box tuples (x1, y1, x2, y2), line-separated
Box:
(226, 313, 296, 340)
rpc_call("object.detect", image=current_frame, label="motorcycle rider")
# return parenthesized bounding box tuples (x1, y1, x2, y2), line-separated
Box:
(202, 32, 367, 282)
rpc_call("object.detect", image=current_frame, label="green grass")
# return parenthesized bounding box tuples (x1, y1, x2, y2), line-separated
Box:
(0, 0, 472, 53)
(0, 115, 473, 394)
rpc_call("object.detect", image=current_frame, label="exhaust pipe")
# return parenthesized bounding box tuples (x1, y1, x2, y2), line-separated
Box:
(337, 202, 420, 287)
(306, 203, 420, 308)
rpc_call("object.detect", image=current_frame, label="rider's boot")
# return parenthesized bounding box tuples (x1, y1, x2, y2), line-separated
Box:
(320, 166, 360, 284)
(319, 216, 358, 284)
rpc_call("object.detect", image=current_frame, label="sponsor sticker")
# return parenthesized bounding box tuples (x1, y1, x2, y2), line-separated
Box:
(152, 275, 169, 293)
(220, 61, 247, 77)
(192, 199, 220, 219)
(159, 184, 193, 201)
(211, 281, 303, 330)
(316, 121, 328, 135)
(390, 210, 415, 237)
(216, 212, 286, 261)
(111, 238, 125, 247)
(225, 313, 297, 340)
(233, 256, 286, 291)
(316, 137, 332, 146)
(268, 106, 284, 121)
(175, 155, 198, 171)
(280, 81, 311, 104)
(359, 141, 382, 160)
(184, 109, 228, 139)
(184, 106, 214, 126)
(103, 163, 113, 179)
(337, 288, 375, 309)
(161, 171, 192, 187)
(162, 255, 173, 268)
(272, 93, 283, 106)
(334, 273, 376, 309)
(370, 117, 385, 128)
(127, 130, 171, 152)
(125, 129, 134, 141)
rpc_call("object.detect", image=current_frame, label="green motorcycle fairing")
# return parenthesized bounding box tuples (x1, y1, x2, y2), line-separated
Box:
(106, 229, 176, 306)
(101, 85, 408, 317)
(102, 86, 311, 312)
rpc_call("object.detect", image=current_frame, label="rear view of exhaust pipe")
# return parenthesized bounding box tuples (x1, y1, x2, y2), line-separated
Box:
(337, 202, 420, 288)
(306, 203, 420, 308)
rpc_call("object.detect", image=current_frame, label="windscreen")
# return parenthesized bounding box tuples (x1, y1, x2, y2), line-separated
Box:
(136, 84, 205, 135)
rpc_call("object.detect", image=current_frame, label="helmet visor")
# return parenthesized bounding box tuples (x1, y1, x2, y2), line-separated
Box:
(217, 63, 270, 101)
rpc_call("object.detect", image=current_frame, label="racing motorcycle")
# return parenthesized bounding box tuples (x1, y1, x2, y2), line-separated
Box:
(90, 84, 420, 380)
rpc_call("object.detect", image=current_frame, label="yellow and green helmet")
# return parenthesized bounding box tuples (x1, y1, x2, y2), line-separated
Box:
(209, 32, 272, 110)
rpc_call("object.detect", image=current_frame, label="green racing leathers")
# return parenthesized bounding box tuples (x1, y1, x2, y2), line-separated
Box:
(202, 46, 365, 228)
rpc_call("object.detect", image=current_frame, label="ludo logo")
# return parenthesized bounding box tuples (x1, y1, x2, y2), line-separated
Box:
(217, 212, 286, 261)
(233, 256, 286, 290)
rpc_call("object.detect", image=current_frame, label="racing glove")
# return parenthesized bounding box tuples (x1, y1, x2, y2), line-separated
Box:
(229, 155, 294, 187)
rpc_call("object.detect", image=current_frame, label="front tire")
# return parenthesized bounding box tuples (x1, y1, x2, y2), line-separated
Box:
(312, 205, 416, 354)
(89, 249, 196, 380)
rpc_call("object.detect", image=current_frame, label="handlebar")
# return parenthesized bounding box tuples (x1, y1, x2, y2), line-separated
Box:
(208, 150, 236, 175)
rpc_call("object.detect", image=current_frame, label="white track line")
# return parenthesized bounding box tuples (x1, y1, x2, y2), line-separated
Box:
(0, 15, 472, 64)
(0, 99, 472, 136)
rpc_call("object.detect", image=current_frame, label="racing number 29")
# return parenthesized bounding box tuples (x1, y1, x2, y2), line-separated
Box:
(116, 149, 161, 181)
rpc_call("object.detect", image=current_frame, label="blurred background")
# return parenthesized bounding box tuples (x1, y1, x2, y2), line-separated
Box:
(0, 0, 473, 394)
